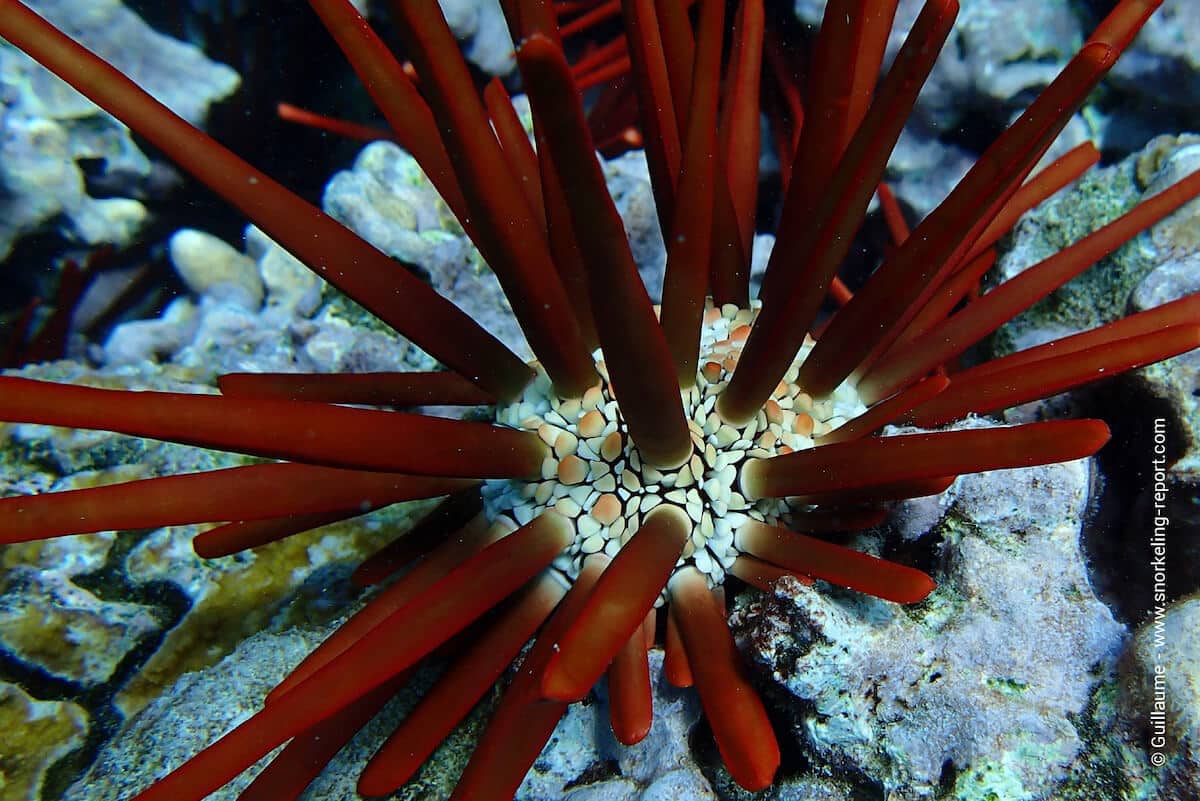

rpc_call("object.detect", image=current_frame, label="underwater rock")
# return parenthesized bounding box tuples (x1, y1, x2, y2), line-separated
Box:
(169, 228, 264, 312)
(245, 224, 324, 319)
(0, 0, 238, 258)
(1107, 0, 1200, 137)
(100, 298, 201, 368)
(112, 504, 414, 718)
(1139, 136, 1200, 260)
(23, 0, 239, 124)
(517, 651, 714, 801)
(982, 135, 1200, 617)
(67, 617, 713, 801)
(890, 113, 1096, 222)
(604, 151, 669, 303)
(61, 625, 331, 801)
(798, 0, 1084, 130)
(101, 224, 435, 380)
(322, 140, 467, 270)
(321, 139, 527, 358)
(322, 121, 671, 358)
(773, 778, 858, 801)
(987, 135, 1200, 613)
(730, 436, 1125, 800)
(438, 0, 514, 76)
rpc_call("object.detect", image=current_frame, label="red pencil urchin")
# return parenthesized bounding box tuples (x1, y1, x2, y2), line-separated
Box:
(0, 0, 1198, 799)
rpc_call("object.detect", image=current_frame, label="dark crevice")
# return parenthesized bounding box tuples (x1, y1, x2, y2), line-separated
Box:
(936, 106, 1009, 157)
(1082, 377, 1197, 625)
(6, 528, 195, 799)
(563, 759, 621, 792)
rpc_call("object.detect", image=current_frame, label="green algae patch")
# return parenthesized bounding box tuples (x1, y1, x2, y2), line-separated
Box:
(0, 682, 87, 801)
(115, 499, 436, 718)
(993, 135, 1200, 358)
(0, 567, 158, 686)
(995, 159, 1148, 351)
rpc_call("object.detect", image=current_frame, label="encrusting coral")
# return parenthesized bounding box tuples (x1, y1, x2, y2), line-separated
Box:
(0, 1, 1198, 799)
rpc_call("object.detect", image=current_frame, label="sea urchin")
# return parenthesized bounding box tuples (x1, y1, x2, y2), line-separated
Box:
(0, 0, 1198, 799)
